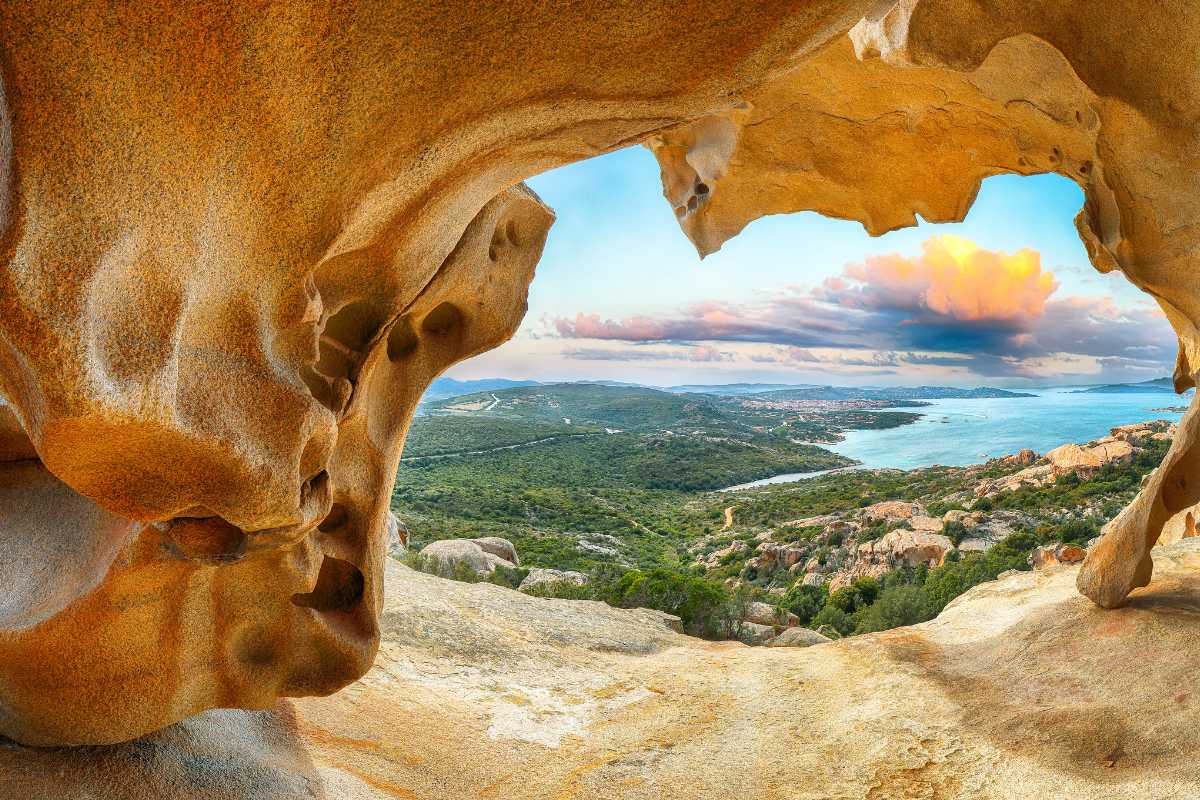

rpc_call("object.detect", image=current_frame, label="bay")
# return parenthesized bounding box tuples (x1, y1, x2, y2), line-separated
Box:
(828, 387, 1191, 470)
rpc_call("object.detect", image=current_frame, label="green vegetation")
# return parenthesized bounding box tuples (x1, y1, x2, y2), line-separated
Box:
(403, 416, 598, 458)
(395, 382, 1177, 643)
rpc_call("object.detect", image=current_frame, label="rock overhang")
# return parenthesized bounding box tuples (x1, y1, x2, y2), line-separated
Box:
(0, 0, 1195, 746)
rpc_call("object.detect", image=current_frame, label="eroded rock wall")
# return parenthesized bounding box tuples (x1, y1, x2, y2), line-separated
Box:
(8, 543, 1200, 799)
(0, 0, 1196, 748)
(647, 0, 1200, 609)
(0, 0, 874, 745)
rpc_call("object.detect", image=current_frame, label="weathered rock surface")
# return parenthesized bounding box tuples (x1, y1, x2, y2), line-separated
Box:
(1046, 441, 1134, 477)
(647, 0, 1200, 610)
(832, 528, 954, 591)
(744, 601, 799, 629)
(418, 537, 519, 578)
(766, 627, 831, 648)
(0, 0, 870, 745)
(1030, 542, 1088, 570)
(861, 500, 924, 523)
(9, 542, 1200, 798)
(0, 0, 1197, 752)
(471, 536, 521, 566)
(519, 567, 589, 592)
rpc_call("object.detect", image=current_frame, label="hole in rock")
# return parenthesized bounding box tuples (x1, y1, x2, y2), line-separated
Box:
(421, 302, 463, 337)
(301, 470, 330, 505)
(387, 314, 419, 361)
(323, 300, 379, 353)
(430, 148, 1187, 632)
(292, 555, 365, 613)
(505, 218, 522, 247)
(319, 503, 348, 532)
(165, 517, 247, 564)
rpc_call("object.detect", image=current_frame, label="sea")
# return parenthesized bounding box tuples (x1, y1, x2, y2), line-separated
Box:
(722, 387, 1192, 490)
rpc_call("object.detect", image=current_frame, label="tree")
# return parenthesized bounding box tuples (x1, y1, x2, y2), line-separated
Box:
(811, 604, 852, 637)
(853, 585, 933, 634)
(781, 583, 827, 626)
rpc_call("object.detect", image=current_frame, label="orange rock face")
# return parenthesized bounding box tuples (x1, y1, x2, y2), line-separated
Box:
(646, 0, 1200, 611)
(0, 0, 870, 746)
(0, 0, 1196, 749)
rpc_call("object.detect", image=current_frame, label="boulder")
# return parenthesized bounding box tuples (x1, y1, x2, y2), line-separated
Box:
(419, 539, 497, 578)
(872, 529, 953, 568)
(943, 509, 984, 529)
(766, 627, 831, 648)
(974, 464, 1054, 497)
(472, 536, 520, 565)
(829, 528, 953, 592)
(861, 500, 924, 523)
(1046, 440, 1134, 478)
(909, 515, 944, 533)
(752, 542, 807, 572)
(520, 568, 589, 592)
(744, 601, 798, 629)
(1030, 543, 1087, 570)
(386, 512, 409, 554)
(735, 622, 776, 646)
(999, 448, 1039, 467)
(702, 539, 749, 569)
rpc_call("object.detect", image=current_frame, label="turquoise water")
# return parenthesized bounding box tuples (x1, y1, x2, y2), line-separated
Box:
(828, 388, 1191, 470)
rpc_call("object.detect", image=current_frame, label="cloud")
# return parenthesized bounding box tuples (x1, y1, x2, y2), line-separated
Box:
(549, 235, 1177, 379)
(562, 344, 733, 363)
(815, 235, 1057, 322)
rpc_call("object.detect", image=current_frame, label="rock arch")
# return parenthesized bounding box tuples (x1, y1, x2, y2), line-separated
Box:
(0, 0, 1195, 745)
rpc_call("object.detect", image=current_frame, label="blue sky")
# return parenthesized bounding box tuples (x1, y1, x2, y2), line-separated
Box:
(448, 146, 1174, 387)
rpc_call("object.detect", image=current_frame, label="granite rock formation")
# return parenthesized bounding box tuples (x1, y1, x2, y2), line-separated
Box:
(0, 0, 1196, 752)
(0, 0, 867, 745)
(647, 0, 1200, 610)
(6, 541, 1200, 799)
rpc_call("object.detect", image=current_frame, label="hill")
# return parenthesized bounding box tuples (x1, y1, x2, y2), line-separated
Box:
(665, 382, 802, 396)
(758, 385, 1035, 401)
(1070, 377, 1181, 394)
(399, 382, 930, 569)
(420, 377, 541, 402)
(427, 382, 731, 431)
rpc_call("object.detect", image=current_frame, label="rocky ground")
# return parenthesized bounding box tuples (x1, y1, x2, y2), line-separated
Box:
(9, 537, 1200, 799)
(690, 420, 1182, 600)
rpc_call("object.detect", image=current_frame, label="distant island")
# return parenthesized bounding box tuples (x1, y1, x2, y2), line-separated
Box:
(754, 385, 1034, 401)
(422, 376, 540, 401)
(424, 378, 1036, 404)
(1070, 377, 1181, 394)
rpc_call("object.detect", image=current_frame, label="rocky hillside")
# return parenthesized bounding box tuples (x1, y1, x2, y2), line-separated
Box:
(10, 538, 1200, 799)
(692, 420, 1179, 599)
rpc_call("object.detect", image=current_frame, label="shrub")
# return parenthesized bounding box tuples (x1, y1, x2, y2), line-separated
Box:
(943, 520, 969, 546)
(522, 580, 592, 600)
(973, 496, 994, 511)
(853, 585, 933, 634)
(489, 563, 530, 589)
(811, 604, 852, 636)
(606, 567, 732, 638)
(1057, 518, 1099, 546)
(780, 583, 827, 626)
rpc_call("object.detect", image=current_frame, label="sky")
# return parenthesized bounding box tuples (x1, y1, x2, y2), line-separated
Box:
(447, 146, 1176, 388)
